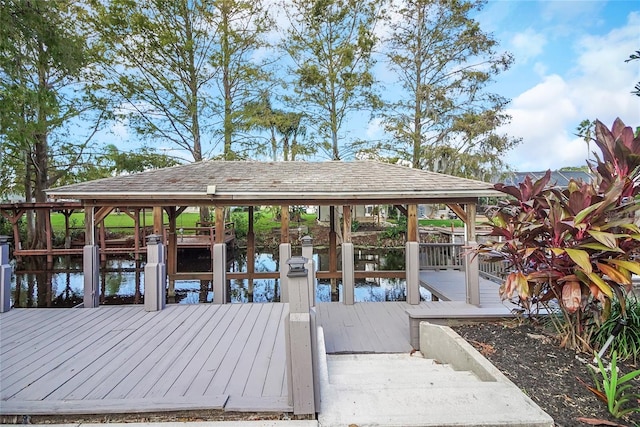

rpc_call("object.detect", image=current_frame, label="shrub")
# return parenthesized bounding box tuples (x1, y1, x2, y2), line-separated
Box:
(592, 298, 640, 364)
(476, 118, 640, 350)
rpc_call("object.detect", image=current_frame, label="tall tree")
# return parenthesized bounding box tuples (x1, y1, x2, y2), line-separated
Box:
(92, 0, 273, 162)
(281, 0, 382, 160)
(0, 0, 105, 248)
(380, 0, 516, 176)
(211, 0, 274, 160)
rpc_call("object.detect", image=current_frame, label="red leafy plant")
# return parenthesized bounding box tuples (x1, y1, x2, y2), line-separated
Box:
(477, 118, 640, 350)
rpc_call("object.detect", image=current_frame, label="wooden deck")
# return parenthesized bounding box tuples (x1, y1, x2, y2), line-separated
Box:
(0, 270, 516, 417)
(0, 304, 290, 415)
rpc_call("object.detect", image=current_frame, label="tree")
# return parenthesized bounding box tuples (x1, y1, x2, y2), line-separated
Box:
(626, 50, 640, 97)
(90, 0, 217, 163)
(211, 0, 274, 160)
(0, 0, 106, 248)
(380, 0, 516, 176)
(92, 0, 273, 163)
(242, 92, 310, 161)
(281, 0, 382, 160)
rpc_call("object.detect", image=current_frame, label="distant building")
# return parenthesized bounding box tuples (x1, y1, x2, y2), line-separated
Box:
(499, 171, 593, 188)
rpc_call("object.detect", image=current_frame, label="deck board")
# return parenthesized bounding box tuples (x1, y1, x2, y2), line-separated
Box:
(0, 304, 290, 415)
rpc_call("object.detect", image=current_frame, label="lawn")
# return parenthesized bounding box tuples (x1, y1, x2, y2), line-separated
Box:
(49, 209, 318, 236)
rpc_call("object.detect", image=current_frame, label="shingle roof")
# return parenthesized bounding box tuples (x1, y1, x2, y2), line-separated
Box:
(500, 171, 593, 188)
(47, 161, 500, 205)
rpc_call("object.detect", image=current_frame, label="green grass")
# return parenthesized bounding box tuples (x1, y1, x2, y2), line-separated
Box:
(50, 209, 317, 235)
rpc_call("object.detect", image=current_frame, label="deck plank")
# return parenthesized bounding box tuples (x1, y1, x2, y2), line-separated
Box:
(242, 303, 285, 397)
(66, 306, 196, 400)
(1, 306, 133, 372)
(261, 305, 288, 397)
(1, 307, 90, 346)
(222, 303, 274, 397)
(125, 304, 229, 399)
(1, 308, 147, 397)
(163, 304, 251, 398)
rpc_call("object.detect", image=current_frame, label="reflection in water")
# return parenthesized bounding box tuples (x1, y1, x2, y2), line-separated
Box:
(10, 248, 424, 308)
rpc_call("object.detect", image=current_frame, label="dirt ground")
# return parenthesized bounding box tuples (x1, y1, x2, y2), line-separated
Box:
(453, 321, 640, 427)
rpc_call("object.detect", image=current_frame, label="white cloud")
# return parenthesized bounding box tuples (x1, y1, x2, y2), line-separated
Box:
(510, 29, 547, 64)
(501, 12, 640, 171)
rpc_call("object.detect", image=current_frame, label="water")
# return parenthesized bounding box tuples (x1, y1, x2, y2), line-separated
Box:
(9, 248, 430, 307)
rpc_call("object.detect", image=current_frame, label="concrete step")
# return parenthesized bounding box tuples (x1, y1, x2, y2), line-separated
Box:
(319, 382, 552, 427)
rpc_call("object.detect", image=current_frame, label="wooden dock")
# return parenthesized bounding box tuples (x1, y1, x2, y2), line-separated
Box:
(1, 304, 289, 415)
(0, 270, 517, 418)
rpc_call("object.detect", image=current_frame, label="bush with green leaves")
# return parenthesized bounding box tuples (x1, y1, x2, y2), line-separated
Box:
(592, 298, 640, 364)
(476, 118, 640, 350)
(588, 350, 640, 419)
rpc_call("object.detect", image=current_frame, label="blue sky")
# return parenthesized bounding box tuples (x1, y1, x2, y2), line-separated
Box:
(475, 0, 639, 171)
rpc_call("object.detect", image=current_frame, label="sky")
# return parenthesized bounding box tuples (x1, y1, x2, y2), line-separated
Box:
(470, 0, 639, 171)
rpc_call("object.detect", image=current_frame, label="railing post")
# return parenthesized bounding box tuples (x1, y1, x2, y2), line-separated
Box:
(465, 241, 480, 305)
(0, 236, 12, 313)
(213, 243, 227, 304)
(144, 234, 166, 311)
(279, 243, 292, 302)
(83, 244, 100, 308)
(406, 241, 420, 304)
(301, 235, 315, 308)
(285, 256, 315, 415)
(342, 242, 354, 305)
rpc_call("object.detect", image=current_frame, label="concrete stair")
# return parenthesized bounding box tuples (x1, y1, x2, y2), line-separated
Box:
(316, 326, 554, 427)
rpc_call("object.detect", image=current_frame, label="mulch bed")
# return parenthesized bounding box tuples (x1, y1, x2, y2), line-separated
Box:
(453, 321, 640, 427)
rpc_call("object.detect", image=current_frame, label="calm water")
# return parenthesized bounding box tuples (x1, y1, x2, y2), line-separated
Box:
(9, 248, 431, 308)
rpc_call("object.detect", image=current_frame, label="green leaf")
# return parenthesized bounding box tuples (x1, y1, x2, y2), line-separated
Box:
(587, 230, 618, 249)
(578, 243, 624, 253)
(566, 248, 592, 274)
(574, 201, 602, 225)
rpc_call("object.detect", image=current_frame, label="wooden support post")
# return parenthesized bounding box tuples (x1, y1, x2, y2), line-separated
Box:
(153, 206, 163, 235)
(343, 205, 352, 243)
(45, 209, 53, 265)
(464, 203, 480, 306)
(99, 221, 107, 263)
(329, 206, 337, 275)
(301, 236, 315, 308)
(407, 204, 418, 242)
(281, 205, 289, 244)
(167, 207, 177, 300)
(247, 207, 255, 299)
(215, 206, 225, 244)
(133, 208, 141, 260)
(285, 257, 315, 415)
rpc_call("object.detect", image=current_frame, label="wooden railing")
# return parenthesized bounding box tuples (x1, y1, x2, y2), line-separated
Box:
(419, 243, 512, 282)
(419, 243, 463, 270)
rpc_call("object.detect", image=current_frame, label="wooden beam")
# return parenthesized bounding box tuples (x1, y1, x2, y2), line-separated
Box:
(343, 205, 352, 243)
(465, 203, 477, 242)
(247, 207, 255, 276)
(447, 203, 467, 223)
(407, 204, 418, 242)
(394, 204, 408, 216)
(84, 206, 95, 245)
(281, 205, 289, 244)
(94, 206, 113, 224)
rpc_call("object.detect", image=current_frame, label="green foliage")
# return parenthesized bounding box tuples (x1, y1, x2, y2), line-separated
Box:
(380, 215, 407, 239)
(477, 118, 640, 350)
(592, 298, 640, 364)
(379, 0, 517, 178)
(589, 351, 640, 418)
(282, 0, 382, 160)
(625, 50, 640, 97)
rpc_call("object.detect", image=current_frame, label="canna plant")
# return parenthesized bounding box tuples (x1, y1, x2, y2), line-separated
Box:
(477, 118, 640, 350)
